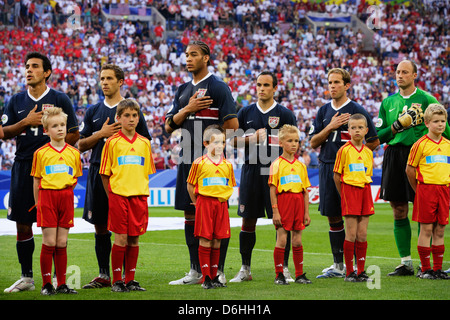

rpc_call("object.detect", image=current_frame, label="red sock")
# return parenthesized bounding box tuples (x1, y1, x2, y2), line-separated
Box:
(40, 244, 55, 286)
(198, 245, 211, 282)
(343, 240, 355, 276)
(54, 247, 67, 287)
(273, 247, 285, 275)
(210, 247, 220, 279)
(431, 245, 445, 271)
(125, 245, 139, 284)
(111, 244, 126, 284)
(292, 246, 304, 277)
(417, 245, 432, 272)
(417, 246, 431, 272)
(355, 241, 367, 275)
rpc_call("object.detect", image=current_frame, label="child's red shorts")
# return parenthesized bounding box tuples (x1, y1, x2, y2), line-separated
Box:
(277, 192, 306, 231)
(194, 195, 230, 240)
(412, 183, 449, 225)
(108, 192, 149, 236)
(37, 187, 74, 228)
(340, 183, 375, 216)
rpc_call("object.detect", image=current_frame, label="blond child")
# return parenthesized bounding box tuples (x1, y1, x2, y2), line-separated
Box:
(100, 99, 156, 292)
(406, 103, 450, 280)
(31, 107, 82, 295)
(333, 113, 375, 282)
(268, 124, 311, 285)
(187, 124, 236, 289)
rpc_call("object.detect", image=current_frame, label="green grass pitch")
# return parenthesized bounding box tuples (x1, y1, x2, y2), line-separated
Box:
(0, 203, 449, 302)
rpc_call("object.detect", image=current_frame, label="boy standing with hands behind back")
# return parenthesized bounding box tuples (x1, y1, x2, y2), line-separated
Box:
(187, 125, 236, 289)
(406, 104, 450, 280)
(100, 99, 156, 292)
(31, 107, 82, 295)
(333, 113, 375, 282)
(268, 124, 312, 285)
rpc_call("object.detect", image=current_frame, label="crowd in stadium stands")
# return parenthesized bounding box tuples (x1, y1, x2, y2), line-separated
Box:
(0, 0, 447, 171)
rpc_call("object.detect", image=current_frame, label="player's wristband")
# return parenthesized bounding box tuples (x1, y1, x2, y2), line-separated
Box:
(167, 117, 181, 130)
(272, 204, 278, 209)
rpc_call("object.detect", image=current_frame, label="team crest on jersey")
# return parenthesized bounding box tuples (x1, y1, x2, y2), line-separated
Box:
(42, 104, 55, 111)
(197, 88, 207, 98)
(268, 116, 280, 128)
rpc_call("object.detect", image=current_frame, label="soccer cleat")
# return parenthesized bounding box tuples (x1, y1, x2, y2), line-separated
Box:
(357, 271, 372, 282)
(40, 282, 56, 295)
(295, 273, 312, 284)
(111, 280, 130, 292)
(4, 277, 35, 293)
(212, 276, 227, 288)
(387, 264, 414, 276)
(126, 280, 147, 291)
(216, 270, 227, 285)
(82, 276, 111, 289)
(56, 284, 78, 294)
(433, 270, 450, 280)
(316, 264, 346, 278)
(229, 266, 253, 283)
(283, 267, 294, 282)
(419, 269, 436, 280)
(169, 269, 202, 285)
(444, 267, 450, 274)
(274, 272, 289, 285)
(344, 271, 362, 282)
(201, 276, 215, 289)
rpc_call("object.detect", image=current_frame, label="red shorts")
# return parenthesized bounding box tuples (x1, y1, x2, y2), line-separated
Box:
(108, 192, 149, 236)
(277, 192, 306, 231)
(194, 195, 230, 240)
(37, 188, 74, 228)
(340, 183, 375, 216)
(412, 183, 449, 225)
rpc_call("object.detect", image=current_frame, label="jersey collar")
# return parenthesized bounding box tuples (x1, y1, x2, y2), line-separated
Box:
(256, 101, 277, 114)
(104, 98, 124, 109)
(27, 86, 50, 102)
(330, 98, 351, 111)
(191, 72, 212, 86)
(399, 87, 417, 99)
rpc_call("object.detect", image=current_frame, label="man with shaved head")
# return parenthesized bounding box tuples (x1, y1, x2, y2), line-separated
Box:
(376, 60, 450, 276)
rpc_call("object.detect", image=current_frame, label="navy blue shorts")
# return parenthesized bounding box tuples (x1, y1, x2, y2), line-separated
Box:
(7, 160, 36, 224)
(237, 164, 272, 219)
(318, 161, 341, 217)
(82, 164, 109, 225)
(174, 162, 195, 213)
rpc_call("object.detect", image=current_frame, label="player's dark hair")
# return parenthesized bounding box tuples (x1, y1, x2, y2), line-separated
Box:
(101, 64, 125, 82)
(257, 71, 278, 87)
(25, 52, 52, 82)
(117, 98, 140, 117)
(187, 40, 211, 66)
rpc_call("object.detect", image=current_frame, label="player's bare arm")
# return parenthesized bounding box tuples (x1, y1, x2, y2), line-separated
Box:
(187, 183, 197, 206)
(32, 177, 40, 206)
(2, 104, 43, 140)
(333, 172, 342, 197)
(270, 185, 282, 227)
(310, 112, 350, 149)
(303, 190, 311, 227)
(165, 91, 213, 134)
(405, 164, 417, 192)
(100, 174, 110, 197)
(79, 117, 121, 152)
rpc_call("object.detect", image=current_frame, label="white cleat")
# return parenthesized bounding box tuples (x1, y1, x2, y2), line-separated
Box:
(229, 266, 253, 283)
(283, 267, 294, 282)
(217, 270, 227, 285)
(4, 277, 35, 293)
(169, 269, 202, 285)
(316, 264, 346, 278)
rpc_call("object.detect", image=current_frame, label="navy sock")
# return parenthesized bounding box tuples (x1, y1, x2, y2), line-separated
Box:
(95, 232, 112, 277)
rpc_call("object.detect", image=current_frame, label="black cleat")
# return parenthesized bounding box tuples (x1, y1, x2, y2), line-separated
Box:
(295, 273, 312, 284)
(111, 280, 130, 292)
(344, 271, 362, 282)
(56, 284, 78, 294)
(433, 270, 450, 280)
(40, 282, 56, 296)
(387, 264, 414, 276)
(357, 271, 372, 282)
(212, 276, 227, 288)
(126, 280, 146, 291)
(201, 276, 215, 289)
(274, 272, 289, 285)
(419, 269, 436, 280)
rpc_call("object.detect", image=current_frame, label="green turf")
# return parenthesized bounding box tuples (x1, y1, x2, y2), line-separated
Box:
(0, 204, 449, 301)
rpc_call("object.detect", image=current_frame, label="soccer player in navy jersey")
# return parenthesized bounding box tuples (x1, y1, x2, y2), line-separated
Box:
(165, 41, 239, 285)
(229, 71, 297, 283)
(78, 64, 151, 289)
(3, 52, 79, 293)
(310, 68, 379, 279)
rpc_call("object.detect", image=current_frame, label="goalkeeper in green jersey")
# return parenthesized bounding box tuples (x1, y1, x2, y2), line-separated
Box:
(376, 60, 450, 277)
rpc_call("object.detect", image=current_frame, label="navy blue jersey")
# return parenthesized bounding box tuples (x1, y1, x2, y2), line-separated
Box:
(237, 102, 297, 165)
(79, 100, 151, 166)
(166, 73, 237, 163)
(309, 99, 378, 164)
(2, 88, 78, 161)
